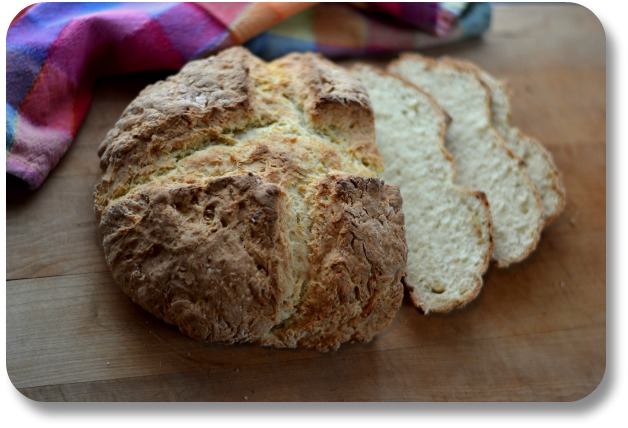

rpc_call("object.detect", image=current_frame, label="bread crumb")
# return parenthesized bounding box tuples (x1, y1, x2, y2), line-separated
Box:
(243, 396, 248, 400)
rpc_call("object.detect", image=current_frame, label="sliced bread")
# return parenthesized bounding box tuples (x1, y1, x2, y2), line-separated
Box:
(350, 64, 493, 313)
(468, 64, 566, 225)
(389, 54, 544, 268)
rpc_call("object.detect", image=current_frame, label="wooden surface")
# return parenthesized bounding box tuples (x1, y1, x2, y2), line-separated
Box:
(6, 4, 606, 402)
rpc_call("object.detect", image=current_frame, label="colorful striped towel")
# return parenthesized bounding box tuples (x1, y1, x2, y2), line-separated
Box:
(6, 2, 491, 189)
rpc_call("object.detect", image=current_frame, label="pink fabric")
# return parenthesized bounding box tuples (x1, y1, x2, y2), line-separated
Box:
(6, 2, 491, 189)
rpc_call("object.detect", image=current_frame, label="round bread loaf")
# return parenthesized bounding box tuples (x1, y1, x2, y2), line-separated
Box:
(94, 47, 407, 352)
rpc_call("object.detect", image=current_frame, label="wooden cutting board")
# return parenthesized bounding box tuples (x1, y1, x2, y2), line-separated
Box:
(6, 4, 606, 402)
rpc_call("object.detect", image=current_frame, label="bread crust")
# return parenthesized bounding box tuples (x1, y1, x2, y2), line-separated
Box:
(95, 47, 407, 351)
(100, 174, 292, 343)
(262, 174, 406, 351)
(272, 53, 383, 173)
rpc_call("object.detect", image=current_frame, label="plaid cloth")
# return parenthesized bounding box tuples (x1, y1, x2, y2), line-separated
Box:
(6, 2, 491, 189)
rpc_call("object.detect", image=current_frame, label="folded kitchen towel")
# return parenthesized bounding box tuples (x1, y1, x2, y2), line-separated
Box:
(6, 2, 491, 189)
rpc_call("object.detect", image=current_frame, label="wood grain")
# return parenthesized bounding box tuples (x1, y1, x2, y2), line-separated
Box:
(6, 4, 606, 401)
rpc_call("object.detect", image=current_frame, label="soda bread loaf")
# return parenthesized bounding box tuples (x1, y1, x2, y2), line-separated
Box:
(350, 64, 493, 314)
(94, 47, 408, 352)
(389, 54, 544, 268)
(469, 64, 566, 225)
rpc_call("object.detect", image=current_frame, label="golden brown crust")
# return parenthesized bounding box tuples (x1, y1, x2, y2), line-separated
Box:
(272, 53, 383, 172)
(95, 47, 266, 217)
(99, 174, 293, 344)
(95, 47, 406, 351)
(261, 174, 406, 352)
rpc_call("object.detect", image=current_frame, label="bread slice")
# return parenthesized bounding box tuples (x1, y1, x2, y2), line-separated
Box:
(469, 64, 566, 225)
(350, 64, 493, 313)
(389, 54, 544, 268)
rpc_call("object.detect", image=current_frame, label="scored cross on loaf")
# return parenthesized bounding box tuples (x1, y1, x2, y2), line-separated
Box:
(94, 47, 408, 352)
